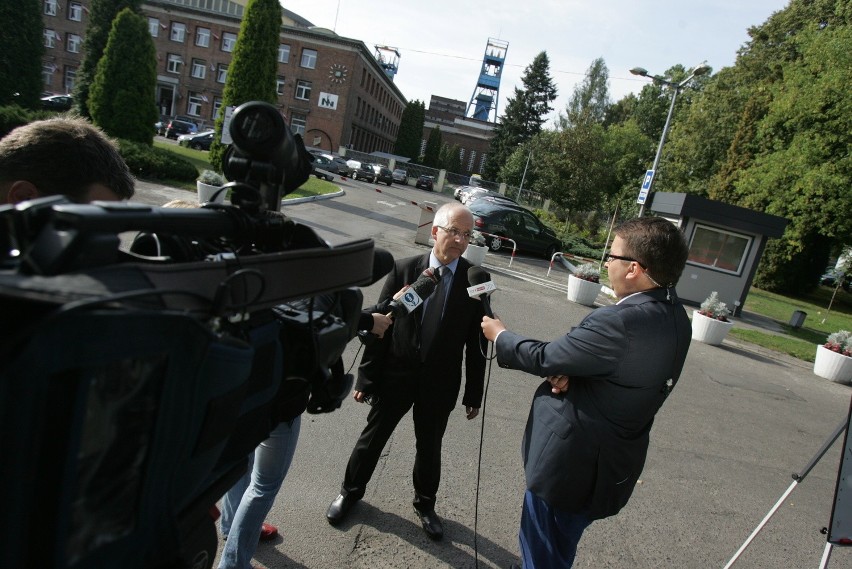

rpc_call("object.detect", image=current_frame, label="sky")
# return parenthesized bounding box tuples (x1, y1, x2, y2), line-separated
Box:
(279, 0, 791, 125)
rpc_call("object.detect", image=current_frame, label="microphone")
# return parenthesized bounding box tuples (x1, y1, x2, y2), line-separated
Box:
(384, 267, 439, 319)
(467, 266, 496, 318)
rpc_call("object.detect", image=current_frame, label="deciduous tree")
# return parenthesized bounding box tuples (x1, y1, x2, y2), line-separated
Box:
(0, 0, 43, 109)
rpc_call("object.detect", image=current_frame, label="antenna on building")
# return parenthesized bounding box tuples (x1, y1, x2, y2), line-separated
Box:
(467, 38, 508, 123)
(374, 45, 401, 81)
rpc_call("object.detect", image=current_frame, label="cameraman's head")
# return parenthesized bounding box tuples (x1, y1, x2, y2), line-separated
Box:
(0, 117, 134, 204)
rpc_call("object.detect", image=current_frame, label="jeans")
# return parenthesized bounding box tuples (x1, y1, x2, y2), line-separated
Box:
(519, 490, 592, 569)
(218, 417, 301, 569)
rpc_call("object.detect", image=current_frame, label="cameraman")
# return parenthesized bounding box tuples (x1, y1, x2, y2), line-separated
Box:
(0, 117, 134, 204)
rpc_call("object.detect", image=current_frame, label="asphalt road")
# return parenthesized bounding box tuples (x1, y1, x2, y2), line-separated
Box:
(134, 177, 852, 568)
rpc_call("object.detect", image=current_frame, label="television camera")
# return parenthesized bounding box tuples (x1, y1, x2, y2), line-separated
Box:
(0, 102, 384, 568)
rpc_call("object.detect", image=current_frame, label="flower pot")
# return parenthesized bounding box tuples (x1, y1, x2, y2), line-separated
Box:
(197, 181, 226, 204)
(813, 345, 852, 384)
(462, 244, 487, 266)
(691, 311, 734, 346)
(566, 274, 600, 307)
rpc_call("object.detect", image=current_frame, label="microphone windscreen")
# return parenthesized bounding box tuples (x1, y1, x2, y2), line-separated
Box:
(468, 266, 491, 287)
(370, 247, 394, 285)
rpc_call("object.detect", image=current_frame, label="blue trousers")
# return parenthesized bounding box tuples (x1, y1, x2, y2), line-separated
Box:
(519, 490, 592, 569)
(219, 417, 301, 569)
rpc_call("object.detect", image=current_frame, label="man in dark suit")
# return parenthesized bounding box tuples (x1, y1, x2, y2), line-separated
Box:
(481, 217, 691, 568)
(325, 202, 486, 540)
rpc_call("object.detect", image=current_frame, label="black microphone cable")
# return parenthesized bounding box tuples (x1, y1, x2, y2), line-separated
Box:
(473, 335, 495, 569)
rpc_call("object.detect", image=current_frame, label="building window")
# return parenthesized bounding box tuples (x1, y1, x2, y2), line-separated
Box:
(290, 112, 306, 136)
(170, 22, 186, 43)
(44, 29, 56, 48)
(66, 34, 82, 53)
(191, 59, 206, 79)
(68, 1, 82, 21)
(42, 65, 54, 86)
(295, 79, 311, 100)
(212, 98, 222, 120)
(467, 150, 477, 172)
(278, 44, 290, 63)
(216, 63, 228, 83)
(64, 67, 76, 92)
(148, 17, 159, 37)
(196, 27, 210, 47)
(276, 77, 285, 96)
(44, 0, 58, 16)
(221, 32, 237, 52)
(167, 54, 182, 74)
(687, 224, 752, 275)
(300, 48, 317, 69)
(187, 92, 203, 117)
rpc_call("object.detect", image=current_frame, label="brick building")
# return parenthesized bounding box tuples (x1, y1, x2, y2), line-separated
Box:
(39, 0, 405, 154)
(422, 95, 495, 176)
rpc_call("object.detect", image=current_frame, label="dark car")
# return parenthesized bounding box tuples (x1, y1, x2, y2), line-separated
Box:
(415, 175, 434, 191)
(164, 119, 198, 139)
(41, 94, 73, 111)
(468, 200, 561, 258)
(353, 163, 377, 183)
(373, 165, 393, 186)
(177, 130, 214, 150)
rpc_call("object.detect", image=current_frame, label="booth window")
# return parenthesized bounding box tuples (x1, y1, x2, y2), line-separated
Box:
(687, 224, 751, 275)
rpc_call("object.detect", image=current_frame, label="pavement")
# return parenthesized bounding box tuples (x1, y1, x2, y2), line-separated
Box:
(128, 179, 851, 568)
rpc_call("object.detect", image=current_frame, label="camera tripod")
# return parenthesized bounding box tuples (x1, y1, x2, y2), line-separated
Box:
(723, 395, 852, 568)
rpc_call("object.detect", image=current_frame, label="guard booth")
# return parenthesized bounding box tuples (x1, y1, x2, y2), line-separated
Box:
(645, 192, 789, 317)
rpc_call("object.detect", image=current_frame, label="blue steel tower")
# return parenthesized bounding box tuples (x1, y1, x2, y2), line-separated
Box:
(467, 38, 508, 122)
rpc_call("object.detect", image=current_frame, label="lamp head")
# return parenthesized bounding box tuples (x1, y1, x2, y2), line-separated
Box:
(692, 63, 711, 77)
(629, 67, 649, 77)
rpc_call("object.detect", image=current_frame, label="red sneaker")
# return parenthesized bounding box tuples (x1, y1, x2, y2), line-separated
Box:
(259, 522, 278, 542)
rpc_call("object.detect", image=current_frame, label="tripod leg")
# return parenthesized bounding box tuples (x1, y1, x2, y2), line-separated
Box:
(818, 542, 833, 569)
(722, 481, 798, 569)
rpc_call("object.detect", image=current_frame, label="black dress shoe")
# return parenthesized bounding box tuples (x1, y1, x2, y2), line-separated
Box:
(509, 564, 522, 569)
(326, 493, 357, 526)
(414, 508, 443, 540)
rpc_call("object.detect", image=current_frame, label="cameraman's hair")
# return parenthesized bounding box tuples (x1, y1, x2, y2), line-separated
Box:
(615, 217, 689, 286)
(0, 116, 134, 201)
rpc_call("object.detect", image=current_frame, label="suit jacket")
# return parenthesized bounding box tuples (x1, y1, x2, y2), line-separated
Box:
(356, 253, 486, 409)
(496, 287, 691, 519)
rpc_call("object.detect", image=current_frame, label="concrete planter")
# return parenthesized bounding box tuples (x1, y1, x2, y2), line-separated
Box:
(462, 244, 487, 266)
(813, 345, 852, 384)
(691, 311, 734, 346)
(197, 181, 226, 204)
(566, 275, 600, 306)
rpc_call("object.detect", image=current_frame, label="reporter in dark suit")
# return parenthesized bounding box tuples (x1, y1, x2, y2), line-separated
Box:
(326, 202, 486, 540)
(481, 217, 691, 568)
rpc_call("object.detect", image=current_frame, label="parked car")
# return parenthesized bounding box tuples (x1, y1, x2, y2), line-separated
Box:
(415, 175, 434, 191)
(353, 163, 377, 183)
(178, 130, 214, 150)
(467, 200, 561, 258)
(346, 159, 362, 174)
(392, 168, 408, 184)
(373, 165, 393, 186)
(454, 185, 476, 201)
(820, 268, 851, 291)
(154, 121, 166, 135)
(41, 94, 73, 111)
(164, 119, 198, 139)
(465, 189, 518, 206)
(310, 151, 353, 177)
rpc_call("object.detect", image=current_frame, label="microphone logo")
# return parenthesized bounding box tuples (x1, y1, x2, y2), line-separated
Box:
(401, 289, 424, 311)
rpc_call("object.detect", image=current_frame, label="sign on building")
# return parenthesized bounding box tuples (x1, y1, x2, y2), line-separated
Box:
(318, 92, 338, 110)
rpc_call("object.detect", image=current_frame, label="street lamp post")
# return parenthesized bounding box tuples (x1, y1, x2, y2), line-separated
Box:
(516, 147, 532, 202)
(630, 63, 711, 216)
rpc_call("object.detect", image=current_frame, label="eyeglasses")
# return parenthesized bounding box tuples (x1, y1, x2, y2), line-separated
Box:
(438, 226, 472, 240)
(605, 253, 646, 269)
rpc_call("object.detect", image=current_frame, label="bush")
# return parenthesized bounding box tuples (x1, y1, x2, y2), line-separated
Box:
(118, 139, 198, 182)
(0, 105, 54, 138)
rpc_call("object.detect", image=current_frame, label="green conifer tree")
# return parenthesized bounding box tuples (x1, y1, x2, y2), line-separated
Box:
(88, 8, 158, 144)
(208, 0, 281, 170)
(393, 100, 425, 160)
(0, 0, 44, 108)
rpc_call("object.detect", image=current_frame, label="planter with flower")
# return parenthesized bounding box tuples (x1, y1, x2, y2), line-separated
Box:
(567, 263, 601, 306)
(197, 169, 226, 204)
(691, 291, 733, 346)
(813, 330, 852, 384)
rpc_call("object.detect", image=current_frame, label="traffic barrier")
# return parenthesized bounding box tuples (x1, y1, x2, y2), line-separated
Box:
(477, 232, 517, 267)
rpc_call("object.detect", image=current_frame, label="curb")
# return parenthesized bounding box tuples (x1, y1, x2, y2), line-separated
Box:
(281, 188, 345, 206)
